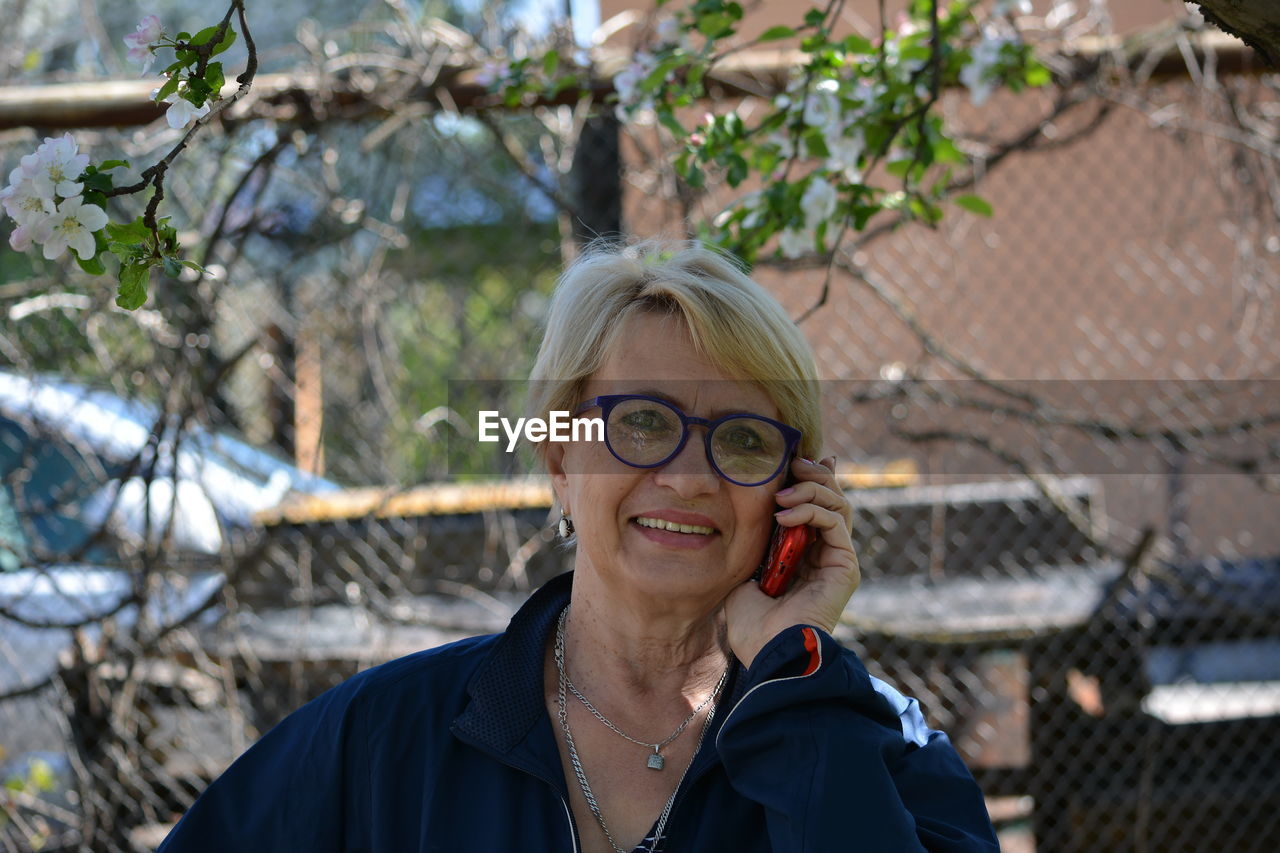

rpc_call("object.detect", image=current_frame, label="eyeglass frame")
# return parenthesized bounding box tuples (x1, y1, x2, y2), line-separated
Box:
(573, 394, 802, 487)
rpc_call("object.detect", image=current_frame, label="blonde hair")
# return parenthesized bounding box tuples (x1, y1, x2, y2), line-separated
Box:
(528, 239, 822, 463)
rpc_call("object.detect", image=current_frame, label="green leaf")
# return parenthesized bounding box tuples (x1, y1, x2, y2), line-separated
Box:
(851, 203, 879, 229)
(542, 50, 559, 77)
(204, 61, 225, 96)
(211, 27, 237, 58)
(186, 77, 211, 101)
(726, 153, 748, 187)
(930, 135, 966, 165)
(697, 12, 736, 38)
(155, 75, 180, 102)
(643, 55, 683, 90)
(179, 259, 208, 274)
(656, 108, 687, 140)
(886, 159, 913, 178)
(899, 44, 931, 63)
(27, 759, 56, 793)
(547, 75, 579, 98)
(163, 59, 187, 76)
(98, 159, 130, 170)
(759, 26, 795, 42)
(108, 243, 139, 263)
(1025, 62, 1051, 87)
(913, 197, 943, 225)
(191, 26, 221, 47)
(804, 9, 826, 27)
(117, 262, 152, 310)
(162, 256, 182, 278)
(156, 219, 179, 251)
(176, 31, 191, 42)
(107, 217, 152, 245)
(841, 34, 874, 54)
(76, 253, 106, 275)
(83, 172, 113, 193)
(686, 63, 707, 92)
(175, 48, 196, 64)
(685, 161, 705, 188)
(955, 194, 993, 217)
(799, 34, 826, 53)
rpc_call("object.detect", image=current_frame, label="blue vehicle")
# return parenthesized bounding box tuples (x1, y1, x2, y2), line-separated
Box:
(0, 369, 340, 564)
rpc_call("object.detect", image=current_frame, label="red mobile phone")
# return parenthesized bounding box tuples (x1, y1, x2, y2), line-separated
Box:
(758, 523, 815, 597)
(757, 460, 817, 598)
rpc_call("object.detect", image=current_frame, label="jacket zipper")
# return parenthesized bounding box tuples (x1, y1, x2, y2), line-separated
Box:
(559, 794, 582, 853)
(450, 725, 581, 852)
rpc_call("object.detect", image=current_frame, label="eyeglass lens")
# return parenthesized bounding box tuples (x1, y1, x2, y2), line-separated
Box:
(604, 397, 787, 485)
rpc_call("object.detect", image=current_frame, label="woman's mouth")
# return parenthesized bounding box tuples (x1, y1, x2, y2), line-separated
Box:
(631, 515, 720, 550)
(633, 516, 717, 536)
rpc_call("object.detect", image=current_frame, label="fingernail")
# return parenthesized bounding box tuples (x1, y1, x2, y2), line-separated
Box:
(776, 487, 795, 496)
(775, 508, 794, 517)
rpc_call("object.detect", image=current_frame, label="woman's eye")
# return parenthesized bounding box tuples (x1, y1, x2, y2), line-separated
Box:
(720, 425, 764, 451)
(620, 409, 673, 432)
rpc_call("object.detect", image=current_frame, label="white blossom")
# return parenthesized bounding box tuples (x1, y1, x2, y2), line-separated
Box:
(803, 81, 840, 130)
(40, 196, 108, 261)
(654, 17, 684, 47)
(848, 80, 879, 115)
(124, 15, 163, 75)
(1045, 2, 1077, 30)
(826, 131, 865, 183)
(800, 177, 838, 228)
(25, 134, 89, 199)
(994, 0, 1033, 16)
(163, 92, 211, 129)
(0, 175, 55, 226)
(9, 222, 49, 252)
(614, 52, 658, 118)
(769, 131, 798, 160)
(883, 35, 926, 77)
(474, 58, 507, 87)
(735, 191, 766, 229)
(960, 28, 1016, 106)
(779, 227, 812, 259)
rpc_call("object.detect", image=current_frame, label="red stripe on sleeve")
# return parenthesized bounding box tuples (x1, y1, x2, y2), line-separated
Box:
(801, 627, 821, 676)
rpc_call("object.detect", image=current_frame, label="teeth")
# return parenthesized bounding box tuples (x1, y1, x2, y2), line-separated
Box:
(635, 516, 715, 536)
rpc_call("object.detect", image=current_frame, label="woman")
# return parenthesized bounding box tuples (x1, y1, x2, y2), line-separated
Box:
(158, 241, 997, 852)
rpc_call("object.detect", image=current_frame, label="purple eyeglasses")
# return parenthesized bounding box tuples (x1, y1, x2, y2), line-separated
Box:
(574, 394, 801, 487)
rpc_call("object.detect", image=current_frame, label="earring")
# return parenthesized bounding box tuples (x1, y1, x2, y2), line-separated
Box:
(557, 513, 574, 538)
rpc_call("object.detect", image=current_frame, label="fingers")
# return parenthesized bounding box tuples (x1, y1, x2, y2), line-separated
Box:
(775, 456, 853, 529)
(774, 454, 859, 586)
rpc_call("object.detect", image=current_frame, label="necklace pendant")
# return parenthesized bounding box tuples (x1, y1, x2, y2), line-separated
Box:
(647, 750, 665, 771)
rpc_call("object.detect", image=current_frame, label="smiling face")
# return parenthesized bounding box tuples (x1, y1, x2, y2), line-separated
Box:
(547, 311, 785, 608)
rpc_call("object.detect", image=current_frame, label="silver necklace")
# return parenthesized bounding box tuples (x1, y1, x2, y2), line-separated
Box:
(555, 606, 725, 853)
(555, 607, 728, 770)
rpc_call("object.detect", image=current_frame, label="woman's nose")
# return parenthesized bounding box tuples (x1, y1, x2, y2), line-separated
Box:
(651, 430, 719, 496)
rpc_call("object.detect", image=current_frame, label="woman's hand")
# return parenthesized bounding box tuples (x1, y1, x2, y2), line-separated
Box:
(724, 456, 860, 669)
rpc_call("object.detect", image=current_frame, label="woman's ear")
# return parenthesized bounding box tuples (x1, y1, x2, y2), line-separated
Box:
(545, 441, 570, 514)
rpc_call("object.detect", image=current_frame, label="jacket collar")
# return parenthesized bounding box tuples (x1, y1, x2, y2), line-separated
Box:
(451, 571, 747, 786)
(451, 571, 572, 782)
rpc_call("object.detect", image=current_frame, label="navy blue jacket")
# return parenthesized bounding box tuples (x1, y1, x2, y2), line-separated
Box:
(158, 573, 998, 851)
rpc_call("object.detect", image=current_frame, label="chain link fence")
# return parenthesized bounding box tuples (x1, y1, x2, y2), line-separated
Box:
(2, 7, 1279, 852)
